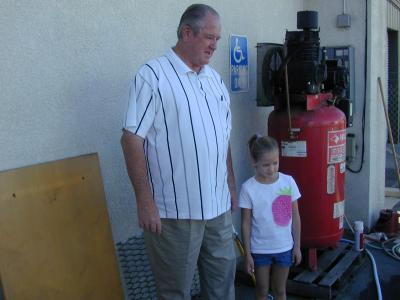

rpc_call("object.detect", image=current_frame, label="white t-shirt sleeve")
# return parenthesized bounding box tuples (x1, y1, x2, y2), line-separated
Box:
(124, 67, 157, 138)
(290, 176, 301, 202)
(238, 183, 252, 209)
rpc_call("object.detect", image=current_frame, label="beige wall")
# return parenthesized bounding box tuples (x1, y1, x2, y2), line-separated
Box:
(0, 0, 303, 242)
(0, 0, 388, 241)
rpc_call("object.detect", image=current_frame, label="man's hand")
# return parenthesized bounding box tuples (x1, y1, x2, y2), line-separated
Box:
(137, 197, 162, 234)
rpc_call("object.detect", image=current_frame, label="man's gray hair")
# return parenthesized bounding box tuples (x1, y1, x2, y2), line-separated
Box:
(177, 4, 219, 39)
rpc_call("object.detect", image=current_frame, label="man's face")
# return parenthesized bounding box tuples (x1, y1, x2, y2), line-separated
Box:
(185, 13, 221, 70)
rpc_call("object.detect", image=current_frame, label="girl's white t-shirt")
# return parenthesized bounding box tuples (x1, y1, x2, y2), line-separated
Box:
(239, 173, 301, 254)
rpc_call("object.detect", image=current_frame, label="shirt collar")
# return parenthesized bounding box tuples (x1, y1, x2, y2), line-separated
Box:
(165, 48, 213, 78)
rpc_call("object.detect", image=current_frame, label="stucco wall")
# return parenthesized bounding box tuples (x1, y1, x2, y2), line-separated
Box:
(0, 0, 303, 242)
(366, 0, 387, 225)
(1, 0, 388, 243)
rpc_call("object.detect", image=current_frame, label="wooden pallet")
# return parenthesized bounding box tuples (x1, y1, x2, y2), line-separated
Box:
(287, 242, 365, 299)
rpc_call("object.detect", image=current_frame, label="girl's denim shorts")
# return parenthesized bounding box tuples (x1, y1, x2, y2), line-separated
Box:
(251, 249, 293, 267)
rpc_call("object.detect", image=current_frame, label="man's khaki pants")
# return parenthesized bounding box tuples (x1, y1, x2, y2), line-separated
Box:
(144, 211, 236, 300)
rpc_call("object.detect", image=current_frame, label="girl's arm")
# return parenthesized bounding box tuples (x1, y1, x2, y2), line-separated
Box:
(292, 200, 302, 265)
(241, 208, 254, 274)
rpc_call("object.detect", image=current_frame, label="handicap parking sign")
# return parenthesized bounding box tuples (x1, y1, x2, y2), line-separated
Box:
(230, 35, 248, 92)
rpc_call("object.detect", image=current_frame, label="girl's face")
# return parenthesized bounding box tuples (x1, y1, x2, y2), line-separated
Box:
(253, 150, 279, 183)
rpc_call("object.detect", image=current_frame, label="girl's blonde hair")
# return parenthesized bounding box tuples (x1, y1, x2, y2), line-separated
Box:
(248, 134, 279, 162)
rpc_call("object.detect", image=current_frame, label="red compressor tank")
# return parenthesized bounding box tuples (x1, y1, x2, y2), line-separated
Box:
(268, 94, 346, 248)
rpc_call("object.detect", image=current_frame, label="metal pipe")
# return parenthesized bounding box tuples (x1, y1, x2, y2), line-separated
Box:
(378, 77, 400, 189)
(283, 41, 294, 139)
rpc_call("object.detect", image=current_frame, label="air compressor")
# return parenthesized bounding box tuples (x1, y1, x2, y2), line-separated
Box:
(259, 11, 350, 269)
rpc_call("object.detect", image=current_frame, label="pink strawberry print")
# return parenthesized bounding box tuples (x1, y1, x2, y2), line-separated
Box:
(272, 187, 292, 226)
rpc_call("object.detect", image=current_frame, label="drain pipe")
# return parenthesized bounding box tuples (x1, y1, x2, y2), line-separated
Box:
(283, 40, 295, 139)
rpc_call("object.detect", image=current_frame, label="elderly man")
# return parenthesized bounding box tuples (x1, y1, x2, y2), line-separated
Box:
(121, 4, 237, 299)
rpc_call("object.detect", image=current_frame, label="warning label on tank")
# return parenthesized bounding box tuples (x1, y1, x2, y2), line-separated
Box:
(327, 129, 346, 164)
(340, 162, 346, 173)
(339, 215, 344, 229)
(333, 200, 345, 219)
(327, 165, 335, 194)
(281, 141, 307, 157)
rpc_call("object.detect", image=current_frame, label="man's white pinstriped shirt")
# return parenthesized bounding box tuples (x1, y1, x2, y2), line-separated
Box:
(124, 48, 232, 220)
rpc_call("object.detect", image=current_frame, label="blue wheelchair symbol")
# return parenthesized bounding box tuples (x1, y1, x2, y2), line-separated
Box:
(230, 35, 248, 92)
(233, 38, 245, 63)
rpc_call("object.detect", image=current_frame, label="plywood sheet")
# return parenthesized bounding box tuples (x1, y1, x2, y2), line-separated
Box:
(0, 154, 123, 300)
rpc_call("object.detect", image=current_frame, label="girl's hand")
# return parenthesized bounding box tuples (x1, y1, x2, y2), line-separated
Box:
(292, 247, 302, 266)
(244, 255, 255, 275)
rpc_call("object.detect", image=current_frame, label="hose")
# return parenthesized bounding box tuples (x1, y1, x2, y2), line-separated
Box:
(391, 243, 400, 259)
(382, 238, 400, 261)
(365, 248, 383, 300)
(341, 239, 383, 300)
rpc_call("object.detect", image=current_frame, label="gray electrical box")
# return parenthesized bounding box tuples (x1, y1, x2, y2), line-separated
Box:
(325, 46, 355, 127)
(337, 14, 351, 28)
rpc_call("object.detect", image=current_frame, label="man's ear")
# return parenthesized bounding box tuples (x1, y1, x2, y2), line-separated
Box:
(181, 24, 192, 40)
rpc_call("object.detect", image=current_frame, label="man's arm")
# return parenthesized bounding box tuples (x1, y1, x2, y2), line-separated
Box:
(121, 129, 161, 234)
(226, 144, 238, 211)
(241, 208, 254, 275)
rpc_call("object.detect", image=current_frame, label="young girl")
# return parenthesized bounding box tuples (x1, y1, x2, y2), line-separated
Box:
(239, 134, 302, 300)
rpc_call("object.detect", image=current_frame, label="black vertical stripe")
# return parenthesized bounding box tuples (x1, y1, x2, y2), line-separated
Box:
(187, 76, 213, 214)
(209, 69, 227, 101)
(144, 140, 155, 199)
(133, 72, 161, 134)
(209, 74, 231, 148)
(199, 80, 220, 215)
(145, 64, 159, 80)
(154, 136, 168, 216)
(145, 62, 178, 218)
(134, 95, 153, 134)
(166, 58, 204, 219)
(207, 75, 228, 148)
(158, 57, 192, 218)
(157, 89, 179, 218)
(207, 74, 231, 212)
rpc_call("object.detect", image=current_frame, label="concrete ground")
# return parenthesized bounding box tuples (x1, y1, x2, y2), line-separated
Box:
(235, 243, 400, 299)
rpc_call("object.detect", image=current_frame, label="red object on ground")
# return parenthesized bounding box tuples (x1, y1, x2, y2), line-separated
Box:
(268, 93, 346, 249)
(375, 209, 400, 236)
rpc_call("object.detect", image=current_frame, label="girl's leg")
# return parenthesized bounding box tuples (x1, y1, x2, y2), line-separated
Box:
(254, 265, 271, 300)
(270, 265, 290, 300)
